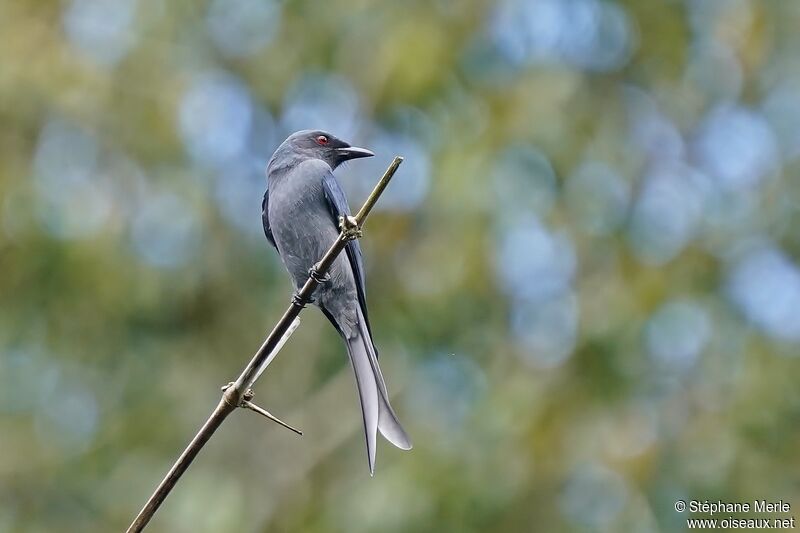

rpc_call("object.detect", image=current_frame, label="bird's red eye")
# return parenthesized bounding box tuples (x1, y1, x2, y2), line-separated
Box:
(315, 135, 329, 145)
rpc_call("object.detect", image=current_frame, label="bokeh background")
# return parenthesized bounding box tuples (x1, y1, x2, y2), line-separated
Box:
(2, 0, 800, 531)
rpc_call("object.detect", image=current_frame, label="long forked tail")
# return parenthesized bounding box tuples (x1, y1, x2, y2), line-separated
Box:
(344, 307, 412, 475)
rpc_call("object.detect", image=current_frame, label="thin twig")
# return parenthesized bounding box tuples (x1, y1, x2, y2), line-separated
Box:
(126, 156, 403, 533)
(242, 400, 303, 435)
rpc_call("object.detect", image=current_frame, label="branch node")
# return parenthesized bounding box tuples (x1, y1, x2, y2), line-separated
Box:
(242, 400, 303, 436)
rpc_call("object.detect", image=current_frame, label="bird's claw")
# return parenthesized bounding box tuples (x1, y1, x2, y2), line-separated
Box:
(339, 215, 362, 241)
(292, 291, 313, 307)
(308, 263, 331, 284)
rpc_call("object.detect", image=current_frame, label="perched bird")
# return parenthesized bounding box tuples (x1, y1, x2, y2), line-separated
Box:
(262, 130, 412, 474)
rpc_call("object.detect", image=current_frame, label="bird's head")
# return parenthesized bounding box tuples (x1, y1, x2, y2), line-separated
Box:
(272, 130, 374, 171)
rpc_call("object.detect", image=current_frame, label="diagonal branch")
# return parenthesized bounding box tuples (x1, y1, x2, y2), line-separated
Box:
(126, 156, 404, 533)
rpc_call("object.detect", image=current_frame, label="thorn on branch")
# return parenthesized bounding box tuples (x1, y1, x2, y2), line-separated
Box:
(242, 400, 303, 436)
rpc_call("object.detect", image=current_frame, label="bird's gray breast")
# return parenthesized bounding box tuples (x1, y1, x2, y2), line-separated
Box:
(268, 161, 335, 280)
(267, 160, 358, 331)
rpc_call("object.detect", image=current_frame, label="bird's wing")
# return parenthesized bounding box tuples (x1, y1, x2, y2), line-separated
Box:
(320, 169, 376, 341)
(261, 186, 277, 250)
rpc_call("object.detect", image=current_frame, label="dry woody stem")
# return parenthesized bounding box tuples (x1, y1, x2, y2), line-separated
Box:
(126, 156, 404, 533)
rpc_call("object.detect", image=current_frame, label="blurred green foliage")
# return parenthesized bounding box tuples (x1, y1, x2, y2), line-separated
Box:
(1, 0, 800, 532)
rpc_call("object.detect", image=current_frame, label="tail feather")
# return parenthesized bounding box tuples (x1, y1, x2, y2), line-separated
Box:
(344, 308, 411, 474)
(356, 308, 412, 451)
(345, 333, 380, 475)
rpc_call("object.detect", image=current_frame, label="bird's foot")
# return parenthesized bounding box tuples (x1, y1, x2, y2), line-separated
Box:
(339, 215, 362, 241)
(308, 263, 331, 284)
(292, 291, 313, 307)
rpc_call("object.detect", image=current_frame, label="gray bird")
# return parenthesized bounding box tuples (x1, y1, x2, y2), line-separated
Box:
(262, 130, 412, 474)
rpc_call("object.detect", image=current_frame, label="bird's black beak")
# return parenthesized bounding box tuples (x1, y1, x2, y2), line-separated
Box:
(336, 146, 375, 161)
